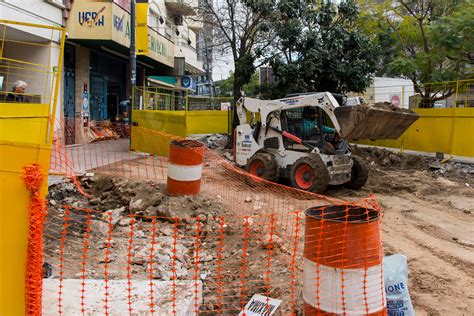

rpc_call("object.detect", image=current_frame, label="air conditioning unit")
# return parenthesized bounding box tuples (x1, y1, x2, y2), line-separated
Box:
(174, 15, 183, 26)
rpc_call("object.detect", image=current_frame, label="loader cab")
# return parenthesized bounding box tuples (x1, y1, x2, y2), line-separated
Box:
(280, 106, 348, 155)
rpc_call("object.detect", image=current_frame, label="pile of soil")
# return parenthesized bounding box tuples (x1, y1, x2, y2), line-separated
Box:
(352, 145, 474, 185)
(372, 101, 415, 113)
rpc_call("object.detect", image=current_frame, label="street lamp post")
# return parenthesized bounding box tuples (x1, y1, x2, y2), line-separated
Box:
(130, 0, 136, 89)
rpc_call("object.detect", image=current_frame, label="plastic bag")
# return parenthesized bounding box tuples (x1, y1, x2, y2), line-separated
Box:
(383, 254, 415, 316)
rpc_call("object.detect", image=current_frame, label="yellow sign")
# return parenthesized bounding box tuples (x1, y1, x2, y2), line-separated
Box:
(67, 1, 173, 67)
(136, 0, 149, 55)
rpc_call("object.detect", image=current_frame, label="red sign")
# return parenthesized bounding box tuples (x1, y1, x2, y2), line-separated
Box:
(391, 94, 400, 107)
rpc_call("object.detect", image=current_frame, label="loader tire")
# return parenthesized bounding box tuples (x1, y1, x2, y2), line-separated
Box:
(344, 155, 368, 190)
(245, 152, 278, 183)
(290, 156, 330, 193)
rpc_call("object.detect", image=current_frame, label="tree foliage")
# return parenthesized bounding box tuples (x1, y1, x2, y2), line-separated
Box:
(199, 0, 275, 146)
(268, 0, 378, 98)
(361, 0, 474, 107)
(199, 0, 275, 101)
(216, 71, 260, 97)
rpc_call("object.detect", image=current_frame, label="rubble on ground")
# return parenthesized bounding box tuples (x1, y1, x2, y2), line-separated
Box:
(197, 134, 228, 150)
(45, 174, 290, 313)
(353, 145, 474, 184)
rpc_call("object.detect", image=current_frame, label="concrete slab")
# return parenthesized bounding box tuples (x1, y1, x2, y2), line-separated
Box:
(42, 279, 202, 316)
(65, 139, 146, 174)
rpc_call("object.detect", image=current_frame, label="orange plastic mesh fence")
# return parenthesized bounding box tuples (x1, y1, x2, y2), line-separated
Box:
(43, 120, 385, 314)
(22, 164, 48, 316)
(43, 204, 384, 315)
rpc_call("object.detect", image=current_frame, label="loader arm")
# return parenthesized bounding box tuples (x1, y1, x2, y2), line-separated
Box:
(237, 91, 419, 141)
(237, 92, 343, 134)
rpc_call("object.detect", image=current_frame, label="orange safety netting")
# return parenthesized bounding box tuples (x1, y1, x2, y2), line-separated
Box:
(22, 164, 48, 316)
(41, 119, 385, 315)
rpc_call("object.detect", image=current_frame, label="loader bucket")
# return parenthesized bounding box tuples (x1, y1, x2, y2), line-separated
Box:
(334, 103, 419, 140)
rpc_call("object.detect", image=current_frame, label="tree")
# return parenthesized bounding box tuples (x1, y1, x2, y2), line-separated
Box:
(369, 0, 474, 107)
(199, 0, 275, 145)
(269, 0, 378, 98)
(215, 71, 260, 97)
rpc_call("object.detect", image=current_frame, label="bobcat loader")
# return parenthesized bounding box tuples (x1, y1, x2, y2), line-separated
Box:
(234, 92, 418, 192)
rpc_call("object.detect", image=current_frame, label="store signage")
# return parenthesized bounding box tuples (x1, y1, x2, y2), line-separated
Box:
(68, 2, 173, 67)
(78, 7, 106, 27)
(182, 76, 192, 88)
(113, 14, 125, 32)
(136, 0, 149, 55)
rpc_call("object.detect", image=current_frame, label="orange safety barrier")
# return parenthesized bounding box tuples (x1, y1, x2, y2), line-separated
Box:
(303, 205, 386, 315)
(22, 164, 47, 315)
(167, 139, 205, 196)
(41, 202, 383, 315)
(42, 118, 385, 314)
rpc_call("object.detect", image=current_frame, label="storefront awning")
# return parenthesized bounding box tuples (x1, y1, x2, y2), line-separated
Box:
(147, 77, 176, 88)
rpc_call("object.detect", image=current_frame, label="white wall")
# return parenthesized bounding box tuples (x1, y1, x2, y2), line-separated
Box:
(373, 77, 415, 109)
(2, 40, 62, 106)
(0, 1, 63, 41)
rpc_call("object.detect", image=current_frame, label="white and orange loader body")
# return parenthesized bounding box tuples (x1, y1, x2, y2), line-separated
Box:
(234, 92, 418, 193)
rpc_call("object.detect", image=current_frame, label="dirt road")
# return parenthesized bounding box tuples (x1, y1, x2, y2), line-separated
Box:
(332, 149, 474, 315)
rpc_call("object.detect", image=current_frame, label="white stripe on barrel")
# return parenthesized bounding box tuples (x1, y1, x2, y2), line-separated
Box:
(167, 163, 203, 182)
(303, 259, 385, 314)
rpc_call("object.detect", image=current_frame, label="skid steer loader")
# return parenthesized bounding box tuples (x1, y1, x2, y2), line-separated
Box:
(234, 92, 418, 192)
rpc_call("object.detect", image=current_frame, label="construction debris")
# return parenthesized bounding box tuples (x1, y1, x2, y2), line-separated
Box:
(198, 133, 228, 149)
(353, 146, 474, 184)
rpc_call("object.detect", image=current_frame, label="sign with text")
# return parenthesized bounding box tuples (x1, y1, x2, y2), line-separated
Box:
(238, 294, 282, 316)
(136, 0, 149, 55)
(67, 2, 173, 67)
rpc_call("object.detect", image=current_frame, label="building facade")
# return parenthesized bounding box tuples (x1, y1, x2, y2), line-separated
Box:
(63, 0, 207, 143)
(0, 0, 64, 117)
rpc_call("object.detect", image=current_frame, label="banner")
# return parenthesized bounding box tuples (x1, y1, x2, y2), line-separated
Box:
(136, 0, 149, 55)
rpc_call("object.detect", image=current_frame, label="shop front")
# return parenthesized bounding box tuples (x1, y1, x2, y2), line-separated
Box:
(65, 0, 174, 143)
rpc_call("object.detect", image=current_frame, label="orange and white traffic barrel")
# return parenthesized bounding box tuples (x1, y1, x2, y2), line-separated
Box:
(167, 139, 205, 196)
(303, 205, 386, 315)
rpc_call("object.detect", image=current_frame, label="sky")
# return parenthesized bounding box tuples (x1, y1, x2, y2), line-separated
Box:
(212, 55, 234, 82)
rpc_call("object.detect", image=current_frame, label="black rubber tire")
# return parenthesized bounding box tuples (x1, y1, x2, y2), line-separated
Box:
(245, 152, 278, 182)
(290, 156, 330, 193)
(344, 155, 368, 189)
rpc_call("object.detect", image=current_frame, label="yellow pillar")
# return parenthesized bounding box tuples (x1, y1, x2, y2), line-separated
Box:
(0, 20, 65, 315)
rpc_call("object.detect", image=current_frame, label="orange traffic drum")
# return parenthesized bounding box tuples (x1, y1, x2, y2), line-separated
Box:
(303, 205, 386, 315)
(166, 139, 205, 196)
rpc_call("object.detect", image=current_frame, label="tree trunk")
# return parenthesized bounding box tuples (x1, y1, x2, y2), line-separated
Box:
(226, 76, 243, 149)
(420, 86, 433, 108)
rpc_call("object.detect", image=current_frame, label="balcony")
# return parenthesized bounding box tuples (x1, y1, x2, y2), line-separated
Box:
(187, 19, 203, 32)
(165, 0, 196, 16)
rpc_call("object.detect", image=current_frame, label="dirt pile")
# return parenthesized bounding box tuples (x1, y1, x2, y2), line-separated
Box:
(352, 145, 474, 185)
(372, 101, 415, 113)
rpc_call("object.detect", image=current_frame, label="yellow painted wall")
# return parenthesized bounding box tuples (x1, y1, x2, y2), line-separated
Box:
(131, 110, 229, 156)
(357, 108, 474, 158)
(186, 111, 229, 134)
(0, 103, 51, 315)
